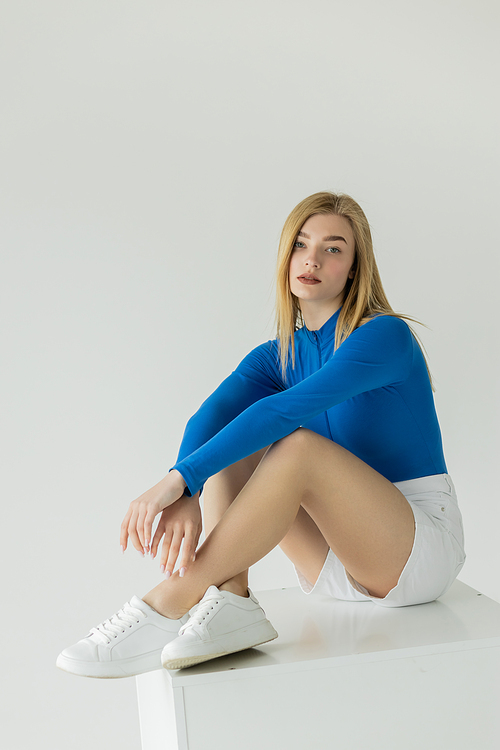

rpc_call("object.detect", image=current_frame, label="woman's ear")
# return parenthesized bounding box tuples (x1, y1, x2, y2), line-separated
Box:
(348, 265, 356, 280)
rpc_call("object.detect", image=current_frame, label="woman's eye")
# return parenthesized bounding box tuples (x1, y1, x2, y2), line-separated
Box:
(293, 241, 340, 252)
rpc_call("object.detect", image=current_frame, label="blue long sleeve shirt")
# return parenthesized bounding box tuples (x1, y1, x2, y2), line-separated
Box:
(170, 308, 447, 497)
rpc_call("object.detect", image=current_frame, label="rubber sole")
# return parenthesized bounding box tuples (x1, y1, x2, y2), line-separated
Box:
(162, 623, 279, 670)
(56, 649, 163, 679)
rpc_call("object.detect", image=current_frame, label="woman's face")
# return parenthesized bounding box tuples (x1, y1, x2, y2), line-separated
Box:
(288, 213, 356, 311)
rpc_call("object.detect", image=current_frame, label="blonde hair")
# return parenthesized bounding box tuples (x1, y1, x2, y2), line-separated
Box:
(274, 191, 433, 388)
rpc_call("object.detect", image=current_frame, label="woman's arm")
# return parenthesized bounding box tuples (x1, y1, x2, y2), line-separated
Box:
(120, 340, 283, 557)
(173, 340, 284, 479)
(171, 316, 414, 496)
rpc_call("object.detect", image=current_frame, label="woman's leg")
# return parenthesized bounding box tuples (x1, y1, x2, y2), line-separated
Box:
(199, 446, 331, 598)
(144, 428, 414, 618)
(201, 445, 269, 597)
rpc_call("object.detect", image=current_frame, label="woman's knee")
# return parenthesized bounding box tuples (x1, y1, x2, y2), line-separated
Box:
(273, 427, 323, 454)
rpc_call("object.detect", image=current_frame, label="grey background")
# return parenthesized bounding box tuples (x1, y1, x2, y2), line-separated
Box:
(1, 1, 498, 748)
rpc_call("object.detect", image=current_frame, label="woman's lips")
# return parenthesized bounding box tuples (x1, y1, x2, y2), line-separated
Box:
(298, 276, 321, 285)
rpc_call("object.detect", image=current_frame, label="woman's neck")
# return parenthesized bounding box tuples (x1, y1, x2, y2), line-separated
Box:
(301, 300, 342, 331)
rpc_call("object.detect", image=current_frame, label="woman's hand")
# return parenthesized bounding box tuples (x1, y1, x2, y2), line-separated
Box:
(151, 492, 202, 577)
(120, 470, 188, 555)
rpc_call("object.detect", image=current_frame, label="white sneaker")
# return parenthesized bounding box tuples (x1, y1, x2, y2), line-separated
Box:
(161, 585, 278, 670)
(57, 596, 190, 678)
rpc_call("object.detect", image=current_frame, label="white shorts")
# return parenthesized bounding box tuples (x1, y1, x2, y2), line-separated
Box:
(294, 473, 466, 608)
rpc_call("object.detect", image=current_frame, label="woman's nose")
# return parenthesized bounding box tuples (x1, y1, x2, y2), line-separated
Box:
(304, 250, 320, 267)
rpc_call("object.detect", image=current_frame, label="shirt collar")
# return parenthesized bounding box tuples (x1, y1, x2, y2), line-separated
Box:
(302, 306, 342, 346)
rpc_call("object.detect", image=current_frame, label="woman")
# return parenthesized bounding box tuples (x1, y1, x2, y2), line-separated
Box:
(57, 192, 466, 677)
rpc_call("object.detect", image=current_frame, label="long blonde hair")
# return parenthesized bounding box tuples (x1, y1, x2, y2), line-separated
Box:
(274, 191, 433, 388)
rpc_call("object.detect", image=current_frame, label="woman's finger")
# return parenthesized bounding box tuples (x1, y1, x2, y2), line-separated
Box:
(159, 530, 174, 573)
(151, 519, 165, 559)
(136, 506, 148, 552)
(128, 510, 144, 554)
(164, 530, 183, 577)
(178, 524, 199, 574)
(144, 507, 159, 554)
(120, 507, 133, 551)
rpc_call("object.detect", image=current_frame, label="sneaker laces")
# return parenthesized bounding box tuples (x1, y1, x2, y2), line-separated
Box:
(89, 601, 148, 645)
(178, 592, 221, 635)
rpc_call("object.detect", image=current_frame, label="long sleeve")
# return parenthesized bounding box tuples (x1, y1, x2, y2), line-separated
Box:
(173, 340, 284, 493)
(171, 315, 414, 496)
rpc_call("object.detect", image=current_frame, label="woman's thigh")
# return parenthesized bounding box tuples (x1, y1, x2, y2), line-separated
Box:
(271, 428, 415, 599)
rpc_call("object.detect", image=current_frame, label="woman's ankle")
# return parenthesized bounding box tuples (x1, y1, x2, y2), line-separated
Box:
(218, 579, 250, 598)
(142, 592, 188, 620)
(142, 575, 197, 619)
